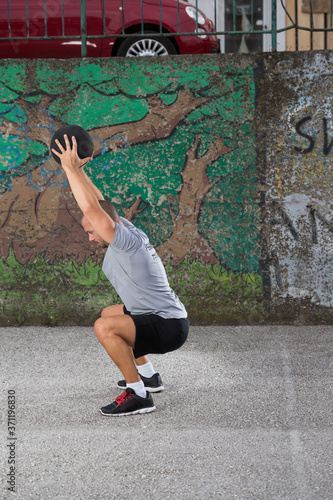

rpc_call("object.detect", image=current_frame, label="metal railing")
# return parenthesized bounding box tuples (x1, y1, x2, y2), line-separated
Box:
(1, 0, 333, 55)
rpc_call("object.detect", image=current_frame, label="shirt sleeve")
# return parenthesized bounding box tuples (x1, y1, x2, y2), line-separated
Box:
(112, 222, 142, 254)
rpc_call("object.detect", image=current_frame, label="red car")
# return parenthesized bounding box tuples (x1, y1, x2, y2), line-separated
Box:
(0, 0, 220, 58)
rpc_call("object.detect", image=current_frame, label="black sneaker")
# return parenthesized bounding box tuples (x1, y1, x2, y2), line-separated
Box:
(100, 388, 156, 417)
(117, 373, 164, 393)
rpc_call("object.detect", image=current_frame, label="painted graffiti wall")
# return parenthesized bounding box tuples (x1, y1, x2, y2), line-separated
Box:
(0, 52, 332, 325)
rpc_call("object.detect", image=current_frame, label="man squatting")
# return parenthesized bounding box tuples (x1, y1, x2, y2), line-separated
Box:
(52, 134, 189, 416)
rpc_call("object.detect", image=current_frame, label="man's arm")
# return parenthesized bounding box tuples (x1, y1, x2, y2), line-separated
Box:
(79, 167, 105, 201)
(53, 134, 116, 244)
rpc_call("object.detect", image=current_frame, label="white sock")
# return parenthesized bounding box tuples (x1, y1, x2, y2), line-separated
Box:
(126, 380, 146, 398)
(137, 362, 156, 379)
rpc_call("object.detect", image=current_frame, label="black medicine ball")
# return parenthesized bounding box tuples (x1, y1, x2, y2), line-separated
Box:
(50, 125, 94, 165)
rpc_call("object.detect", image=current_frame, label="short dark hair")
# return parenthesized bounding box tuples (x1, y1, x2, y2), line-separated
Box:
(98, 200, 121, 223)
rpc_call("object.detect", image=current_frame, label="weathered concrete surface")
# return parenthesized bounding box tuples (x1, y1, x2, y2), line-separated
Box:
(1, 325, 332, 499)
(255, 51, 333, 325)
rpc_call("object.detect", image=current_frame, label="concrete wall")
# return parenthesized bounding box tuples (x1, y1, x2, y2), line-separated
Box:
(0, 51, 332, 325)
(256, 51, 333, 323)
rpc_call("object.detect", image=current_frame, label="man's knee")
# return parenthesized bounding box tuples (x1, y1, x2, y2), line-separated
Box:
(94, 315, 136, 348)
(94, 317, 115, 342)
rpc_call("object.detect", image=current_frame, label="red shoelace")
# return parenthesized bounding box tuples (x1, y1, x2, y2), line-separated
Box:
(115, 391, 132, 406)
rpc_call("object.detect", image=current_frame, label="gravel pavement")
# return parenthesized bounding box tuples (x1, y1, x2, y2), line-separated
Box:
(1, 325, 332, 499)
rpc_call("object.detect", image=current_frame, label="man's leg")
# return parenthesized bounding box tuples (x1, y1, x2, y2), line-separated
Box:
(135, 354, 150, 365)
(101, 304, 126, 318)
(94, 312, 155, 416)
(100, 304, 164, 393)
(94, 313, 139, 383)
(101, 305, 152, 366)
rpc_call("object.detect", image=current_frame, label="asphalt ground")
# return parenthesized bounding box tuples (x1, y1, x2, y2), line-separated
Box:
(1, 325, 332, 500)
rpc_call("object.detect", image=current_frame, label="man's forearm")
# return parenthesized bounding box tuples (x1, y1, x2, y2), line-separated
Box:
(65, 168, 100, 216)
(80, 168, 105, 201)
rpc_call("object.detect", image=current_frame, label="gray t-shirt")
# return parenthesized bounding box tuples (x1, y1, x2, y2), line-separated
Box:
(102, 218, 187, 319)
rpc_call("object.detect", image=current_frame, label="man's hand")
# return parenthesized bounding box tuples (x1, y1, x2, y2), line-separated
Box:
(51, 133, 115, 245)
(51, 134, 93, 172)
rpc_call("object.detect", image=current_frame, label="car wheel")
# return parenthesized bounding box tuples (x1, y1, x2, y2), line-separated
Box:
(117, 35, 177, 57)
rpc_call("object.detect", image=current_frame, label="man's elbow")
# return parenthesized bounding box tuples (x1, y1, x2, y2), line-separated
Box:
(82, 204, 99, 219)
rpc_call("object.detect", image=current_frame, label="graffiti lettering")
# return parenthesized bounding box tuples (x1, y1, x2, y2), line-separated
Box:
(323, 118, 333, 155)
(295, 116, 314, 154)
(295, 116, 333, 155)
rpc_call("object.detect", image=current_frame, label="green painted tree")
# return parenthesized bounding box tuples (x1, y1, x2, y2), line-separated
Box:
(0, 59, 257, 272)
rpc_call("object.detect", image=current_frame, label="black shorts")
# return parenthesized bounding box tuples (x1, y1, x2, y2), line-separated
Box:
(123, 306, 189, 359)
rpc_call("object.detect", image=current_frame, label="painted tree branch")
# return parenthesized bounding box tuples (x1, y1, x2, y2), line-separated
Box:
(121, 196, 148, 221)
(0, 95, 62, 146)
(90, 89, 213, 155)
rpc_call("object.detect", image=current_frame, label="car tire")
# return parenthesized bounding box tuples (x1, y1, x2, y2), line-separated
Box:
(117, 35, 177, 57)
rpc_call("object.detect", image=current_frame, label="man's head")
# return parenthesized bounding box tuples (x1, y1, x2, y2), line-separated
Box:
(81, 200, 121, 248)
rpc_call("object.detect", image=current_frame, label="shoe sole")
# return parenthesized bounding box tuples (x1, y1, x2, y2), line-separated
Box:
(145, 385, 164, 393)
(117, 384, 164, 393)
(100, 406, 156, 417)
